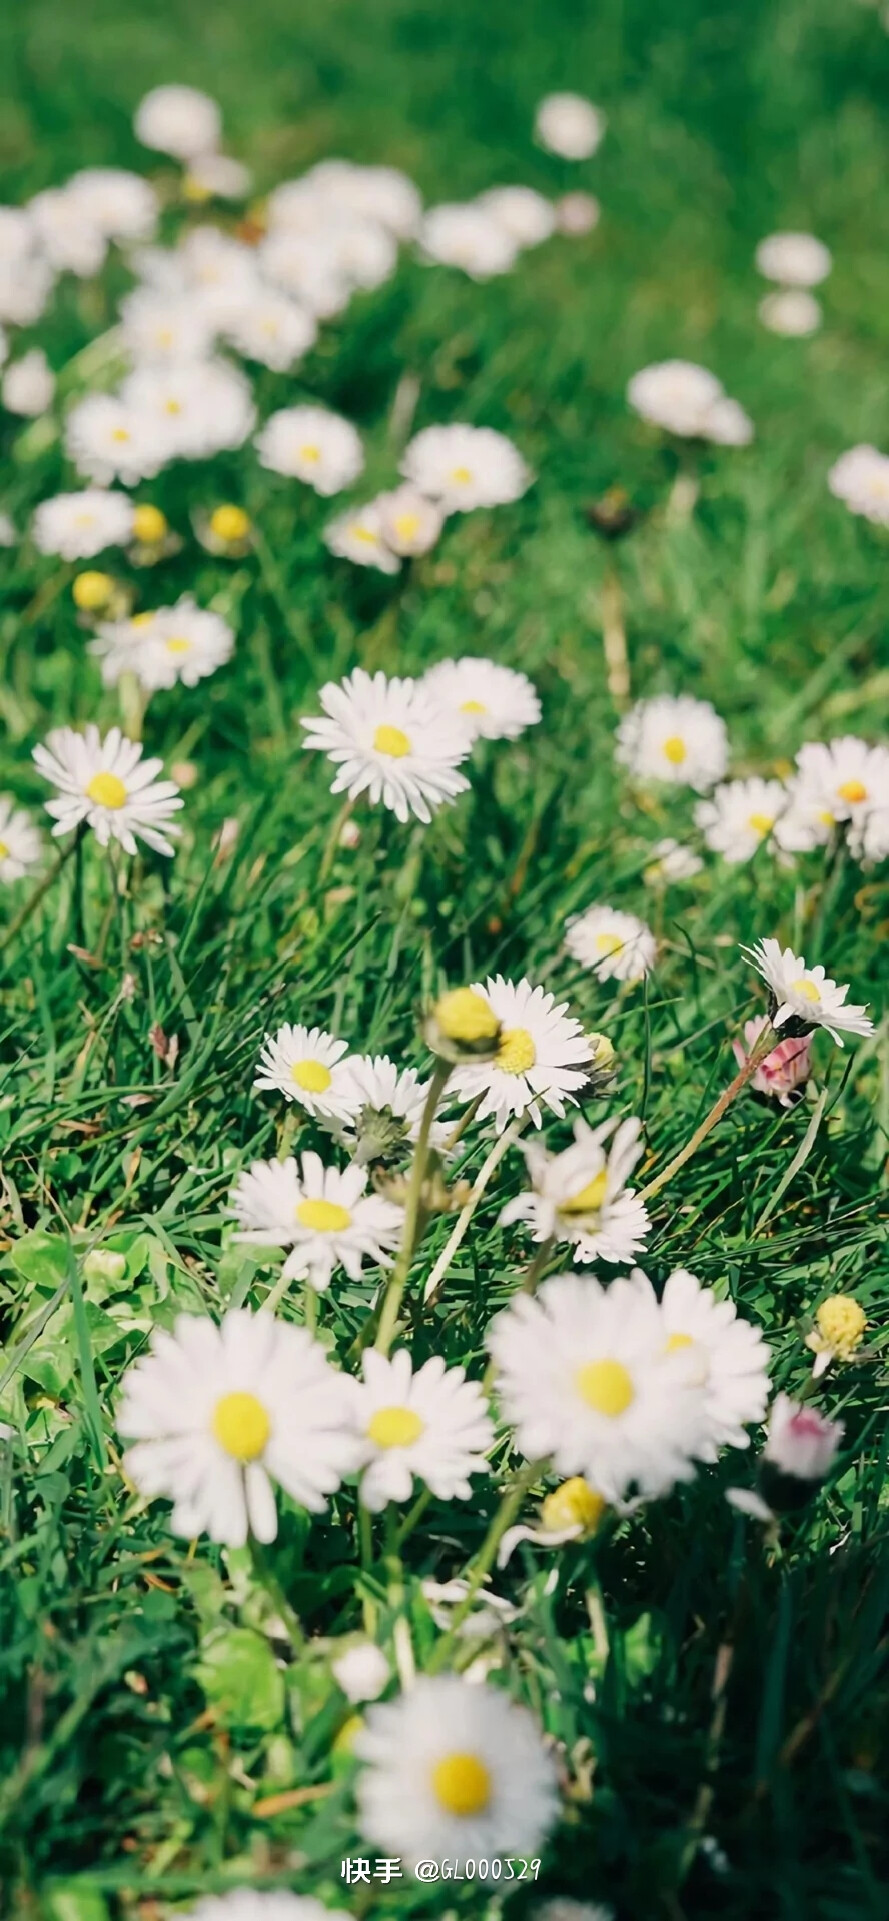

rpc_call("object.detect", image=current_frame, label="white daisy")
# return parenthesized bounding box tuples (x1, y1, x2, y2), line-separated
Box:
(694, 777, 788, 863)
(449, 976, 593, 1132)
(850, 804, 889, 865)
(401, 423, 532, 514)
(324, 216, 398, 292)
(66, 168, 159, 243)
(706, 396, 754, 446)
(423, 656, 542, 742)
(134, 84, 222, 161)
(615, 694, 728, 791)
(354, 1675, 559, 1874)
(229, 1151, 403, 1293)
(32, 490, 134, 561)
(323, 502, 401, 574)
(255, 405, 364, 494)
(418, 203, 518, 279)
(89, 598, 235, 693)
(828, 444, 889, 525)
(346, 1348, 493, 1511)
(178, 1898, 348, 1921)
(627, 361, 752, 444)
(117, 1308, 358, 1546)
(2, 349, 54, 416)
(488, 1271, 707, 1501)
(222, 291, 316, 371)
(302, 158, 422, 238)
(375, 486, 443, 557)
(565, 904, 656, 983)
(535, 93, 606, 160)
(0, 796, 41, 883)
(337, 1053, 450, 1159)
(33, 725, 183, 856)
(64, 394, 167, 487)
(744, 937, 874, 1045)
(789, 737, 889, 829)
(252, 1023, 359, 1122)
(120, 359, 256, 460)
(28, 187, 107, 277)
(758, 289, 822, 336)
(556, 190, 601, 235)
(301, 667, 472, 825)
(118, 287, 217, 364)
(257, 231, 350, 318)
(184, 153, 252, 201)
(331, 1640, 390, 1703)
(501, 1115, 651, 1266)
(478, 186, 557, 249)
(755, 232, 832, 287)
(643, 837, 703, 883)
(657, 1268, 771, 1457)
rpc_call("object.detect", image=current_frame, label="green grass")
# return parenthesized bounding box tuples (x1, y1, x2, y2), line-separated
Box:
(1, 0, 889, 1915)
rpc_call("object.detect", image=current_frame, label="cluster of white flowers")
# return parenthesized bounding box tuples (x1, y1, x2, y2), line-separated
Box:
(627, 360, 754, 444)
(756, 230, 831, 336)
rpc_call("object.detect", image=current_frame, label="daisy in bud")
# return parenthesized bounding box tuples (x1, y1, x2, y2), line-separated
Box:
(423, 656, 542, 742)
(346, 1349, 493, 1512)
(116, 1308, 358, 1546)
(695, 777, 788, 864)
(729, 1393, 844, 1520)
(229, 1152, 403, 1293)
(424, 985, 503, 1063)
(535, 92, 606, 160)
(759, 289, 821, 336)
(90, 598, 235, 694)
(501, 1116, 651, 1266)
(418, 202, 519, 279)
(301, 667, 472, 825)
(616, 694, 729, 791)
(656, 1268, 771, 1457)
(354, 1675, 559, 1876)
(375, 485, 443, 557)
(828, 445, 889, 525)
(0, 797, 41, 883)
(731, 1016, 812, 1108)
(338, 1054, 450, 1163)
(323, 501, 401, 574)
(806, 1295, 868, 1378)
(72, 571, 117, 615)
(131, 503, 170, 549)
(449, 976, 593, 1131)
(498, 1475, 607, 1568)
(32, 489, 135, 561)
(33, 726, 183, 856)
(586, 1032, 617, 1084)
(628, 362, 753, 444)
(565, 904, 656, 984)
(755, 232, 832, 287)
(744, 938, 873, 1045)
(255, 404, 364, 494)
(134, 84, 222, 161)
(197, 503, 252, 557)
(331, 1640, 390, 1703)
(178, 1899, 348, 1921)
(400, 422, 532, 514)
(253, 1023, 359, 1123)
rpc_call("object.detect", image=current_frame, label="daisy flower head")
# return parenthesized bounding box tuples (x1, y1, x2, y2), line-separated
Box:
(424, 985, 503, 1064)
(828, 444, 889, 525)
(535, 92, 606, 160)
(119, 288, 217, 364)
(418, 202, 519, 279)
(65, 393, 167, 487)
(658, 1268, 771, 1457)
(807, 1294, 867, 1377)
(401, 423, 532, 514)
(694, 777, 788, 864)
(258, 230, 350, 318)
(0, 796, 41, 883)
(501, 1115, 651, 1266)
(488, 1271, 707, 1501)
(134, 84, 222, 161)
(120, 359, 256, 461)
(790, 736, 889, 829)
(178, 1899, 349, 1921)
(2, 348, 54, 417)
(222, 290, 316, 371)
(65, 167, 159, 245)
(759, 289, 822, 336)
(762, 1392, 843, 1483)
(448, 976, 594, 1132)
(255, 404, 363, 494)
(184, 153, 252, 201)
(323, 501, 401, 574)
(497, 1474, 607, 1568)
(303, 158, 423, 238)
(627, 361, 752, 444)
(90, 598, 234, 693)
(301, 667, 472, 825)
(338, 1054, 450, 1163)
(643, 837, 704, 884)
(33, 725, 183, 856)
(32, 489, 135, 561)
(478, 186, 557, 249)
(731, 1015, 813, 1108)
(615, 694, 729, 791)
(375, 485, 443, 557)
(565, 904, 656, 984)
(331, 1639, 390, 1704)
(423, 656, 542, 742)
(346, 1348, 494, 1511)
(230, 1151, 403, 1293)
(28, 186, 107, 277)
(354, 1674, 559, 1875)
(755, 232, 832, 287)
(252, 1023, 359, 1123)
(117, 1308, 358, 1546)
(744, 938, 874, 1045)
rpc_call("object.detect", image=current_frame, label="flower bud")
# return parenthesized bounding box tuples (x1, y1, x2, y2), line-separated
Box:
(132, 503, 168, 545)
(806, 1293, 867, 1376)
(759, 1392, 843, 1511)
(540, 1477, 606, 1537)
(732, 1015, 812, 1109)
(425, 986, 502, 1063)
(72, 569, 115, 613)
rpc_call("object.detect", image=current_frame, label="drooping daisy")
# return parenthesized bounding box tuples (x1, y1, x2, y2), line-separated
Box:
(301, 667, 472, 825)
(565, 904, 656, 983)
(828, 444, 889, 525)
(615, 694, 729, 791)
(65, 394, 167, 487)
(117, 1308, 358, 1546)
(627, 361, 752, 444)
(789, 737, 889, 829)
(497, 1475, 607, 1568)
(134, 84, 223, 161)
(535, 93, 606, 160)
(744, 938, 874, 1045)
(375, 486, 443, 557)
(449, 976, 593, 1132)
(643, 837, 704, 884)
(656, 1268, 771, 1457)
(401, 423, 532, 514)
(694, 777, 788, 863)
(229, 1152, 403, 1293)
(33, 726, 183, 856)
(418, 203, 518, 279)
(0, 796, 41, 882)
(2, 348, 54, 416)
(222, 290, 316, 371)
(354, 1675, 559, 1875)
(255, 404, 364, 494)
(337, 1053, 450, 1161)
(758, 289, 822, 336)
(755, 232, 832, 287)
(478, 186, 557, 249)
(488, 1271, 707, 1502)
(423, 656, 542, 742)
(501, 1116, 651, 1267)
(346, 1348, 493, 1511)
(323, 501, 401, 574)
(252, 1023, 359, 1122)
(90, 598, 235, 693)
(731, 1015, 813, 1108)
(32, 489, 135, 560)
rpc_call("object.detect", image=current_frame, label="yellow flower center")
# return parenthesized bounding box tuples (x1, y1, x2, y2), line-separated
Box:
(791, 977, 820, 1002)
(131, 612, 156, 629)
(350, 524, 379, 545)
(111, 427, 131, 443)
(86, 772, 127, 810)
(663, 735, 687, 764)
(132, 504, 167, 543)
(299, 443, 321, 462)
(291, 1057, 333, 1094)
(837, 779, 867, 804)
(165, 398, 181, 415)
(431, 1751, 491, 1816)
(296, 1198, 352, 1233)
(496, 1026, 536, 1075)
(165, 636, 192, 654)
(594, 931, 623, 956)
(575, 1358, 635, 1417)
(460, 699, 487, 714)
(666, 1330, 694, 1352)
(394, 511, 421, 540)
(433, 987, 499, 1043)
(816, 1294, 866, 1357)
(155, 326, 175, 347)
(0, 841, 9, 861)
(72, 570, 113, 611)
(210, 504, 250, 542)
(450, 465, 473, 484)
(540, 1476, 606, 1534)
(366, 1405, 425, 1448)
(748, 813, 775, 835)
(561, 1168, 609, 1216)
(373, 724, 411, 758)
(211, 1390, 271, 1461)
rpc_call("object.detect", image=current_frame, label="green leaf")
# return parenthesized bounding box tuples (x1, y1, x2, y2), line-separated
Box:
(195, 1625, 285, 1732)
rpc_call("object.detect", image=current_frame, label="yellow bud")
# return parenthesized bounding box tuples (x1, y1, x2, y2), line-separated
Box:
(72, 570, 114, 612)
(434, 988, 499, 1045)
(331, 1712, 364, 1757)
(540, 1476, 607, 1536)
(132, 503, 168, 544)
(587, 1032, 616, 1073)
(210, 503, 251, 543)
(815, 1294, 866, 1359)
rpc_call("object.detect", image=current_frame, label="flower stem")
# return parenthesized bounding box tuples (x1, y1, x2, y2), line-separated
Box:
(428, 1460, 543, 1671)
(422, 1115, 524, 1307)
(638, 1022, 778, 1205)
(248, 1535, 304, 1650)
(373, 1060, 451, 1354)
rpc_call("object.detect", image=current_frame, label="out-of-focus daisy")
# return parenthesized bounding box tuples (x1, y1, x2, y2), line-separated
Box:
(258, 230, 350, 317)
(66, 168, 159, 244)
(419, 202, 518, 279)
(806, 1294, 867, 1378)
(501, 1115, 651, 1266)
(2, 349, 54, 416)
(32, 489, 135, 560)
(303, 158, 422, 238)
(33, 725, 183, 856)
(615, 694, 728, 791)
(850, 804, 889, 865)
(744, 938, 873, 1045)
(565, 904, 656, 983)
(194, 502, 252, 557)
(628, 361, 752, 444)
(0, 797, 41, 883)
(120, 359, 256, 460)
(479, 186, 557, 249)
(301, 667, 472, 825)
(119, 287, 216, 364)
(28, 187, 106, 277)
(656, 1268, 771, 1457)
(535, 93, 606, 159)
(790, 737, 889, 830)
(759, 289, 822, 336)
(253, 1023, 359, 1123)
(117, 1308, 357, 1546)
(375, 486, 443, 557)
(423, 656, 541, 742)
(331, 1640, 390, 1704)
(134, 84, 222, 161)
(694, 776, 788, 863)
(338, 1054, 450, 1162)
(323, 501, 401, 574)
(731, 1015, 813, 1108)
(65, 394, 167, 487)
(401, 423, 532, 513)
(828, 444, 889, 524)
(762, 1393, 843, 1481)
(643, 837, 703, 884)
(534, 1902, 615, 1921)
(355, 1675, 559, 1875)
(488, 1271, 707, 1501)
(184, 153, 252, 201)
(90, 597, 234, 693)
(346, 1349, 493, 1512)
(230, 1152, 403, 1293)
(497, 1475, 607, 1568)
(255, 404, 364, 494)
(706, 396, 755, 446)
(555, 190, 601, 235)
(222, 290, 316, 370)
(755, 232, 832, 287)
(449, 976, 593, 1131)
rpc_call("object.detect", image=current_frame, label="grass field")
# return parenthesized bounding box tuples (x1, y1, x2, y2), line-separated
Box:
(1, 0, 889, 1917)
